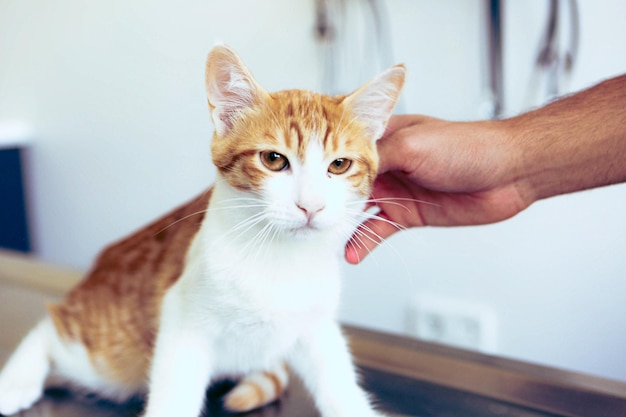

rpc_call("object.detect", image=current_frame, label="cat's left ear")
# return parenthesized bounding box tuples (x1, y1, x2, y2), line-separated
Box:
(343, 64, 406, 140)
(205, 45, 268, 137)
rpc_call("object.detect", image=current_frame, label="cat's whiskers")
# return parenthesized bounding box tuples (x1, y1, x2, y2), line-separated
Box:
(343, 208, 408, 268)
(240, 221, 274, 263)
(154, 196, 269, 237)
(344, 211, 392, 246)
(368, 197, 439, 206)
(358, 211, 407, 232)
(348, 196, 440, 210)
(345, 203, 407, 232)
(346, 231, 374, 264)
(344, 222, 384, 267)
(248, 221, 282, 266)
(153, 209, 210, 237)
(209, 193, 296, 264)
(213, 211, 268, 248)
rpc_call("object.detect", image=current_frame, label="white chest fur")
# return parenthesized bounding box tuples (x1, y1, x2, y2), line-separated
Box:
(161, 185, 344, 375)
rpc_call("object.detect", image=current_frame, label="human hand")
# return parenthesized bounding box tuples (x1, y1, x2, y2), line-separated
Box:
(345, 115, 532, 264)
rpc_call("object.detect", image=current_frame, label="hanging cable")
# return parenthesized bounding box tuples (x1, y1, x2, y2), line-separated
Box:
(314, 0, 337, 94)
(314, 0, 397, 98)
(525, 0, 580, 110)
(484, 0, 504, 119)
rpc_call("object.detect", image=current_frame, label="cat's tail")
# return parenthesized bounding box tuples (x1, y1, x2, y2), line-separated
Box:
(222, 363, 289, 413)
(0, 318, 53, 415)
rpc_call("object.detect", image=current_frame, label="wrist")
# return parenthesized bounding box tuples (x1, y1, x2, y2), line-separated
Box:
(483, 119, 539, 207)
(501, 111, 575, 206)
(496, 117, 542, 205)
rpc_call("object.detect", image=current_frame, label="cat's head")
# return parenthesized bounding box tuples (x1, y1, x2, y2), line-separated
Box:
(205, 45, 404, 241)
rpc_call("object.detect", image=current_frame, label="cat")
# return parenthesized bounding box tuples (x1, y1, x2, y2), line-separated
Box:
(0, 44, 405, 417)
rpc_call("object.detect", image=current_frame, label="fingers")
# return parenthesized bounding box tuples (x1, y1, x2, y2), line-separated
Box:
(383, 114, 435, 136)
(344, 217, 401, 264)
(377, 115, 439, 174)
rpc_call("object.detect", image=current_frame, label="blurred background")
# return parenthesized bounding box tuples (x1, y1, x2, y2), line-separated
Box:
(1, 0, 625, 381)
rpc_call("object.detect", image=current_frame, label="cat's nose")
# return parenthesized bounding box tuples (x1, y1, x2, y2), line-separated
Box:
(296, 203, 325, 221)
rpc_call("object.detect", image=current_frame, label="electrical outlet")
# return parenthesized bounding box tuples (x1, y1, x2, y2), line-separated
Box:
(406, 294, 498, 353)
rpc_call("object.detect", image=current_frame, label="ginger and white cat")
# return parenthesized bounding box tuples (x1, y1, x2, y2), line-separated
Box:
(0, 45, 405, 417)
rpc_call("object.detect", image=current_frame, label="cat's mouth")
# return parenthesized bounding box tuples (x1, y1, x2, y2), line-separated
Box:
(287, 222, 321, 238)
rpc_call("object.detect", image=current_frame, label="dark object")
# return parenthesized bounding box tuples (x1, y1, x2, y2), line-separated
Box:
(485, 0, 504, 118)
(0, 147, 31, 252)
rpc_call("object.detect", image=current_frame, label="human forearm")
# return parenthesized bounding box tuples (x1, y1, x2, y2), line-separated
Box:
(506, 75, 626, 203)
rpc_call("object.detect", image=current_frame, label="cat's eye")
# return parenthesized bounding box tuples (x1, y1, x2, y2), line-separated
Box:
(260, 151, 290, 172)
(328, 158, 352, 175)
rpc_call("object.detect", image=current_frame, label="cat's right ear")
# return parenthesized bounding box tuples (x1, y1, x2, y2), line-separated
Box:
(343, 64, 406, 141)
(205, 45, 267, 137)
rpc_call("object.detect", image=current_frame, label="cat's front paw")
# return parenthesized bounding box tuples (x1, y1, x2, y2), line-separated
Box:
(0, 354, 48, 416)
(0, 376, 43, 416)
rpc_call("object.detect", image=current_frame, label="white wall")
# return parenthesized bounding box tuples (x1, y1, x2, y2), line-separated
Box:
(1, 0, 625, 381)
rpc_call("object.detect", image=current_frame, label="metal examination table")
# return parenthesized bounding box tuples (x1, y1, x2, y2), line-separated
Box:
(1, 250, 625, 417)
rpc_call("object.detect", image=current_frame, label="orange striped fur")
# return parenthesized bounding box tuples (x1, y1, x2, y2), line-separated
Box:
(47, 190, 213, 388)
